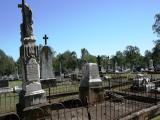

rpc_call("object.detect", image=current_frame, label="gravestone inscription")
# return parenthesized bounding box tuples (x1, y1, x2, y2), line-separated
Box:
(90, 64, 99, 79)
(26, 58, 40, 81)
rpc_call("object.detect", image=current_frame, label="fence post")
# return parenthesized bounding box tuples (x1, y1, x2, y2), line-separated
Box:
(49, 84, 51, 103)
(155, 86, 157, 105)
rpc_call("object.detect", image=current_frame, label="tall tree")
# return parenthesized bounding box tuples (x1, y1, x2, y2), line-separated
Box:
(81, 48, 96, 63)
(0, 49, 16, 76)
(54, 50, 78, 73)
(144, 50, 152, 67)
(115, 51, 126, 68)
(152, 40, 160, 65)
(101, 55, 109, 69)
(124, 46, 140, 69)
(153, 13, 160, 37)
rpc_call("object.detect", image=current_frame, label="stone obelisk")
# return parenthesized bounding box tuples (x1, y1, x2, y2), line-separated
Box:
(17, 0, 46, 111)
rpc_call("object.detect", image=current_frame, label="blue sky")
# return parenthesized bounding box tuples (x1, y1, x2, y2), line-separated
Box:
(0, 0, 160, 61)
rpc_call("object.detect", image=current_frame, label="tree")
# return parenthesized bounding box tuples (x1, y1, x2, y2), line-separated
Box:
(81, 48, 89, 62)
(151, 13, 160, 65)
(101, 55, 109, 69)
(153, 13, 160, 37)
(152, 40, 160, 65)
(0, 49, 16, 76)
(124, 46, 141, 69)
(81, 48, 96, 63)
(53, 50, 78, 73)
(144, 50, 152, 67)
(110, 55, 117, 71)
(115, 51, 126, 68)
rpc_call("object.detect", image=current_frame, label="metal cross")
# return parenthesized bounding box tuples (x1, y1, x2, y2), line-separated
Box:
(43, 34, 48, 45)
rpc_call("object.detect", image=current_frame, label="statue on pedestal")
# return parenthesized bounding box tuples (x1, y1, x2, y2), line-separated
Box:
(18, 0, 33, 41)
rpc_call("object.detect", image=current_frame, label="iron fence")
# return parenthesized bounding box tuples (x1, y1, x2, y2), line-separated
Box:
(0, 74, 160, 119)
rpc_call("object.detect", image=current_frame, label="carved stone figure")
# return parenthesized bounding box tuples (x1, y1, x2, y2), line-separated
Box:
(18, 0, 33, 39)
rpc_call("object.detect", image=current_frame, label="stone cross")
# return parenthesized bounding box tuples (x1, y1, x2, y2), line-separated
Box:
(43, 34, 48, 45)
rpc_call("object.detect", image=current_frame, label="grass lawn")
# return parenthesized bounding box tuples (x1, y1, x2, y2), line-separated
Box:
(9, 80, 22, 88)
(152, 115, 160, 120)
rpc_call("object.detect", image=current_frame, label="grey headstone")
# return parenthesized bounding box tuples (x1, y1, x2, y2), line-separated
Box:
(79, 63, 103, 104)
(26, 58, 40, 81)
(114, 62, 119, 72)
(80, 63, 102, 88)
(40, 46, 55, 79)
(149, 59, 154, 71)
(75, 68, 79, 75)
(88, 63, 102, 87)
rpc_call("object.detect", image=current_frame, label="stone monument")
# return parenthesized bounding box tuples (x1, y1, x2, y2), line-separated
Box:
(17, 0, 46, 114)
(114, 61, 118, 73)
(40, 34, 56, 88)
(79, 63, 103, 104)
(97, 55, 102, 72)
(149, 59, 154, 71)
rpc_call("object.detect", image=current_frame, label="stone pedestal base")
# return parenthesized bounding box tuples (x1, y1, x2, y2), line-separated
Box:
(24, 90, 46, 107)
(18, 89, 46, 107)
(89, 87, 103, 104)
(17, 89, 46, 119)
(79, 87, 89, 105)
(79, 87, 103, 105)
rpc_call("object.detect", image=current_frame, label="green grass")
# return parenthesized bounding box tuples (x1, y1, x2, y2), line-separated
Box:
(45, 83, 79, 96)
(152, 115, 160, 120)
(9, 80, 22, 88)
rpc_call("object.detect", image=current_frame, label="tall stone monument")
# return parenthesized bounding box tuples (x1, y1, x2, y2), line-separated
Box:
(17, 0, 46, 112)
(40, 34, 56, 88)
(79, 63, 103, 104)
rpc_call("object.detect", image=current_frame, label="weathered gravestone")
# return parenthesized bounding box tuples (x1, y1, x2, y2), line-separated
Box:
(40, 35, 56, 88)
(149, 59, 154, 71)
(79, 63, 103, 104)
(17, 0, 46, 116)
(26, 58, 40, 82)
(114, 61, 119, 73)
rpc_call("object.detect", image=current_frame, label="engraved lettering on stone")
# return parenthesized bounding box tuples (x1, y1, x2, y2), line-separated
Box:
(90, 65, 99, 79)
(26, 58, 40, 81)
